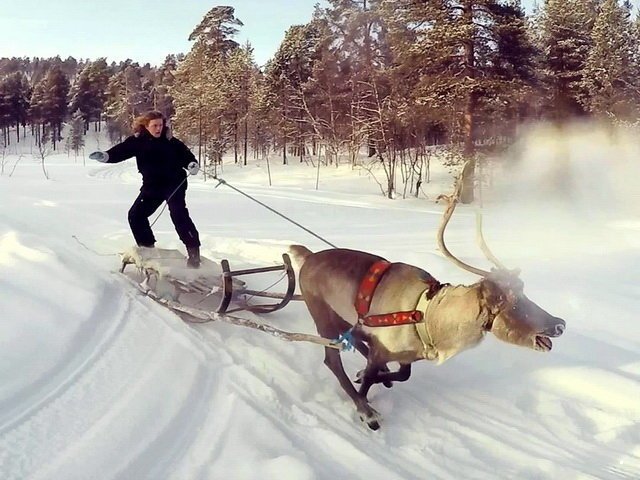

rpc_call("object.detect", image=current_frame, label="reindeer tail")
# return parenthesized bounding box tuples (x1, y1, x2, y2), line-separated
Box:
(288, 244, 313, 269)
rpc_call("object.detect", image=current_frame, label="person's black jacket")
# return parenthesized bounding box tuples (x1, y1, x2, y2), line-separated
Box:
(105, 128, 196, 194)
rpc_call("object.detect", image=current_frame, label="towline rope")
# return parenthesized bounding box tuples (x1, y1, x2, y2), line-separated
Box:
(213, 175, 337, 249)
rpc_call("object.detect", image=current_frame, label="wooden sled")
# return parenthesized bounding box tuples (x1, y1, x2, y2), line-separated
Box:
(120, 247, 301, 314)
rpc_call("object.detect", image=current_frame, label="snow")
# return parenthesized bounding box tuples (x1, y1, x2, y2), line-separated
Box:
(1, 123, 639, 479)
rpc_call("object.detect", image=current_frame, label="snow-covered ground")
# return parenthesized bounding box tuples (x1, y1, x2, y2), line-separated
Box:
(1, 124, 639, 479)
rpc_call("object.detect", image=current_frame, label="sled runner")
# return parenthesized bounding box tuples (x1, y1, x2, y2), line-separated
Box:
(120, 246, 300, 314)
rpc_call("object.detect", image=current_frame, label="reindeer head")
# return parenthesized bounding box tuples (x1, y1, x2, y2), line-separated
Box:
(479, 270, 565, 352)
(437, 162, 566, 353)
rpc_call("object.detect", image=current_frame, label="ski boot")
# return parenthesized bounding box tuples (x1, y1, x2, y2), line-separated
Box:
(187, 246, 201, 268)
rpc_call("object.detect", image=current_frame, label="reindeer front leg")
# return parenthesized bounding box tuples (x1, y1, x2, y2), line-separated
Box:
(351, 329, 394, 388)
(356, 335, 413, 394)
(361, 364, 412, 393)
(357, 360, 411, 398)
(323, 348, 382, 430)
(354, 364, 394, 388)
(357, 362, 384, 399)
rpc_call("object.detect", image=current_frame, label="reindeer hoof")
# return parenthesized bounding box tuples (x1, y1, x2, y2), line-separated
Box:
(358, 407, 382, 431)
(354, 368, 393, 388)
(367, 418, 381, 430)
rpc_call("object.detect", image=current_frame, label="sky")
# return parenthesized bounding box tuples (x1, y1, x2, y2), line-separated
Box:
(0, 0, 326, 67)
(1, 123, 639, 478)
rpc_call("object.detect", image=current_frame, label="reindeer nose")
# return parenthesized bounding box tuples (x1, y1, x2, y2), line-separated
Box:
(546, 318, 566, 337)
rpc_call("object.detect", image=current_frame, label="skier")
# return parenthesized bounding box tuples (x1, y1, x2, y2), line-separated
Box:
(90, 111, 202, 268)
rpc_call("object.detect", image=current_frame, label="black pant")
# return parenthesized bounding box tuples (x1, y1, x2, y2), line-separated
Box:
(128, 187, 200, 248)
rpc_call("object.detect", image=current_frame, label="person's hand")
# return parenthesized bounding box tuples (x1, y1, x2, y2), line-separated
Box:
(187, 161, 200, 175)
(89, 151, 109, 163)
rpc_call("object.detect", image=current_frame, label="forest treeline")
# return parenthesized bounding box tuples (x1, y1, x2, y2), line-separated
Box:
(1, 0, 638, 199)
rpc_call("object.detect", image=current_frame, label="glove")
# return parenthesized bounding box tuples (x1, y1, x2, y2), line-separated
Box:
(186, 161, 200, 175)
(89, 151, 109, 163)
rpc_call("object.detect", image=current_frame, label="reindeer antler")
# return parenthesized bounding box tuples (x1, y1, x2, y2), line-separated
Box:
(475, 210, 508, 271)
(437, 162, 491, 277)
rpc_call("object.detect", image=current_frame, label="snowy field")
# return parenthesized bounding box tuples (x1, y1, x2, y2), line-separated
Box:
(1, 124, 639, 479)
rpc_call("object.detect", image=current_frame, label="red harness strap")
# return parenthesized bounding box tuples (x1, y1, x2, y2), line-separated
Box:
(362, 310, 424, 327)
(355, 260, 424, 327)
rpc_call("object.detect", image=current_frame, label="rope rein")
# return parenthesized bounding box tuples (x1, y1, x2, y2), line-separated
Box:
(212, 175, 337, 249)
(146, 171, 337, 249)
(149, 175, 190, 228)
(72, 235, 119, 257)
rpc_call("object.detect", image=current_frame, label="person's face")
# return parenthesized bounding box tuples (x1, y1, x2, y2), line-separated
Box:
(147, 118, 163, 138)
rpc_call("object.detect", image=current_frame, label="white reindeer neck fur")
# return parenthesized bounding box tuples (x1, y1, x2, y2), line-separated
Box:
(423, 284, 489, 364)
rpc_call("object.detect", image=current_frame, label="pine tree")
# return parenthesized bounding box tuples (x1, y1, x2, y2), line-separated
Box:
(321, 0, 389, 159)
(302, 16, 354, 165)
(172, 6, 244, 168)
(249, 67, 284, 162)
(69, 58, 110, 132)
(104, 62, 147, 141)
(225, 44, 257, 165)
(265, 23, 323, 164)
(172, 41, 229, 166)
(0, 79, 11, 146)
(383, 0, 536, 202)
(188, 6, 243, 54)
(29, 78, 46, 133)
(41, 66, 70, 149)
(171, 42, 208, 150)
(0, 72, 31, 143)
(581, 0, 639, 120)
(537, 0, 600, 121)
(148, 55, 177, 117)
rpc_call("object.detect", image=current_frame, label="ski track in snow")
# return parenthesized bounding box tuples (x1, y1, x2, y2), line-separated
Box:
(189, 302, 640, 480)
(1, 267, 222, 479)
(1, 151, 639, 479)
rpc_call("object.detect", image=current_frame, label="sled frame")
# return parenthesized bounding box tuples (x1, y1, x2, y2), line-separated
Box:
(120, 250, 301, 315)
(218, 253, 301, 314)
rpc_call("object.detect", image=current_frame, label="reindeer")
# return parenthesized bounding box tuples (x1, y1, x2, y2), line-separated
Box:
(289, 169, 566, 430)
